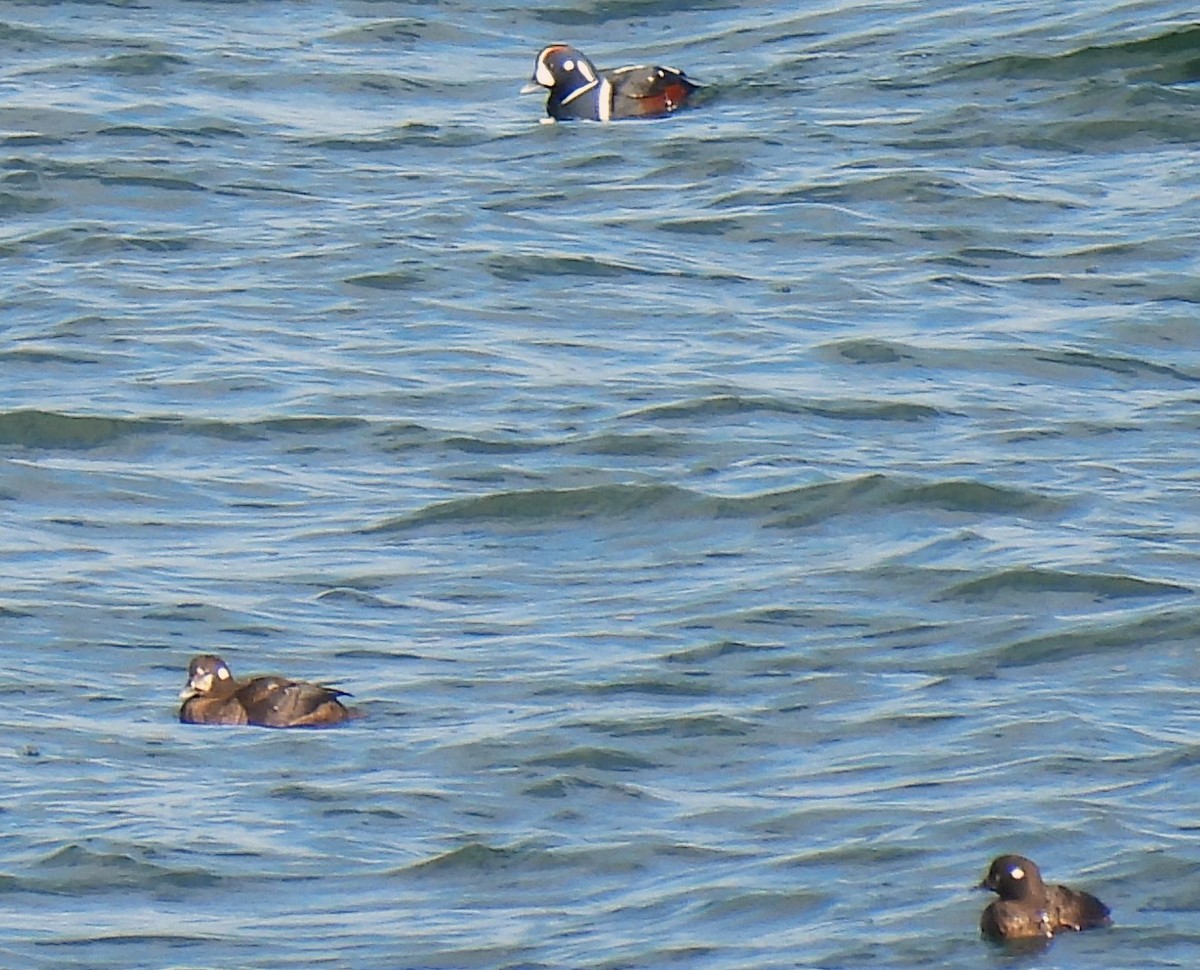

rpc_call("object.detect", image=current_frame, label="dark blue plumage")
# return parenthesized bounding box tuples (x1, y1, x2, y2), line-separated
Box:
(522, 44, 700, 121)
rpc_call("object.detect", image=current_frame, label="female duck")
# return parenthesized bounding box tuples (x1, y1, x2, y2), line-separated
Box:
(979, 854, 1110, 941)
(179, 654, 359, 728)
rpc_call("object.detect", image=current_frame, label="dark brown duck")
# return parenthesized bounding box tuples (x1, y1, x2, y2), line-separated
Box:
(979, 854, 1111, 941)
(179, 654, 360, 728)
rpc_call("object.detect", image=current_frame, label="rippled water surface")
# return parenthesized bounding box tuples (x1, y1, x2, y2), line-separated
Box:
(2, 1, 1200, 967)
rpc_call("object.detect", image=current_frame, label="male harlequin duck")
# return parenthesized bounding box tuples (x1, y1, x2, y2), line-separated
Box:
(521, 44, 701, 121)
(979, 854, 1111, 942)
(179, 654, 360, 728)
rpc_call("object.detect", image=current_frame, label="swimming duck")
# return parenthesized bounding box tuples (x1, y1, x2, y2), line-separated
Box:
(522, 44, 701, 121)
(179, 654, 359, 728)
(979, 854, 1111, 941)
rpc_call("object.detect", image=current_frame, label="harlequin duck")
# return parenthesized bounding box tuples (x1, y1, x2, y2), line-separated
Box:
(979, 854, 1111, 942)
(521, 44, 701, 121)
(179, 654, 360, 728)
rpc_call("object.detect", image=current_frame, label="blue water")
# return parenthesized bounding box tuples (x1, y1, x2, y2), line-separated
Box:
(2, 2, 1199, 967)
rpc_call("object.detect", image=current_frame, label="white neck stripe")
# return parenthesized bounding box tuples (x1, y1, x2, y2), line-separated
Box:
(561, 79, 599, 106)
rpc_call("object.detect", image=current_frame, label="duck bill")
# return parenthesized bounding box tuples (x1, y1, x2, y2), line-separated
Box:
(179, 686, 198, 700)
(519, 81, 542, 95)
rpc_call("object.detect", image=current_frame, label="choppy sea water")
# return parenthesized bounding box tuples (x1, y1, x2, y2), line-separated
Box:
(2, 1, 1200, 967)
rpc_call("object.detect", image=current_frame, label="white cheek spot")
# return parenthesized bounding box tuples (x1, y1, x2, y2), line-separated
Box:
(1010, 866, 1025, 880)
(562, 58, 575, 72)
(216, 666, 231, 680)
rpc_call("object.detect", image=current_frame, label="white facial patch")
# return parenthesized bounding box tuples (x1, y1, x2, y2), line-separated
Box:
(576, 60, 596, 82)
(535, 57, 557, 88)
(563, 58, 575, 72)
(216, 666, 231, 680)
(1010, 866, 1025, 880)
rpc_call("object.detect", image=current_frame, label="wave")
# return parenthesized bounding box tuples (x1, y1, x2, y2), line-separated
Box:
(368, 474, 1064, 532)
(10, 843, 220, 895)
(622, 392, 945, 422)
(951, 25, 1200, 85)
(0, 408, 370, 449)
(820, 339, 1200, 384)
(941, 567, 1191, 602)
(985, 608, 1200, 670)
